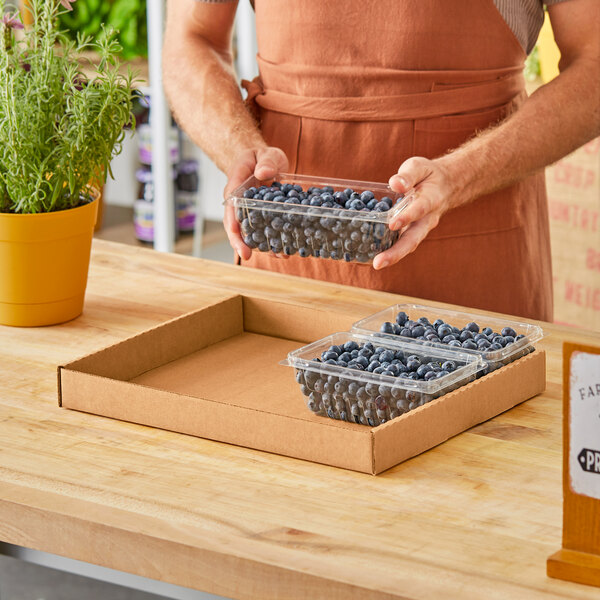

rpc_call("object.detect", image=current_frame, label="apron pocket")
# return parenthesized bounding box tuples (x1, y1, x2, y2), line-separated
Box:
(295, 118, 415, 182)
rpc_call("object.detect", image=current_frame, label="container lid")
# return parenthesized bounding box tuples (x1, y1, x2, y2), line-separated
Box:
(224, 172, 416, 223)
(281, 331, 486, 395)
(351, 303, 544, 363)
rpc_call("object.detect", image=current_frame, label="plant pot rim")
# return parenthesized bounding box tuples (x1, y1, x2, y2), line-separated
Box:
(0, 187, 100, 219)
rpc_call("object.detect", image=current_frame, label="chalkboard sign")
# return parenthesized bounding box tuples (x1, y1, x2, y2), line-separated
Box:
(547, 342, 600, 587)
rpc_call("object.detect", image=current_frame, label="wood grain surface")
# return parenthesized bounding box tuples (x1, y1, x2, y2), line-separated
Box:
(1, 239, 599, 600)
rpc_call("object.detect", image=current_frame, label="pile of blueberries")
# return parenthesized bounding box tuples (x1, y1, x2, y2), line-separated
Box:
(377, 311, 534, 373)
(234, 181, 399, 262)
(295, 339, 473, 426)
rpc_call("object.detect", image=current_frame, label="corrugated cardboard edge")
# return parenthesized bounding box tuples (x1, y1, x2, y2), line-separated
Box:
(371, 349, 546, 474)
(58, 295, 244, 384)
(59, 369, 374, 473)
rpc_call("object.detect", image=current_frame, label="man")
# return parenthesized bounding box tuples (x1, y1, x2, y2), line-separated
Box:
(163, 0, 600, 321)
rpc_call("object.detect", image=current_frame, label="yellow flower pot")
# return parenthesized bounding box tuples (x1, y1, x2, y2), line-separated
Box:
(0, 194, 99, 327)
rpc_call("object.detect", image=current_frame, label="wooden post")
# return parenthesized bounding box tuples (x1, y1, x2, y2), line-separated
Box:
(547, 342, 600, 587)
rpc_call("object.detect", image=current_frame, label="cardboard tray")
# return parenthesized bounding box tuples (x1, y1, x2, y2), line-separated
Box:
(58, 295, 547, 474)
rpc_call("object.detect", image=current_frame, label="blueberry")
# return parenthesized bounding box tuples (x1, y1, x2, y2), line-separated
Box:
(385, 364, 400, 376)
(271, 217, 284, 231)
(356, 387, 368, 402)
(406, 358, 421, 371)
(441, 361, 456, 372)
(380, 322, 395, 334)
(411, 325, 425, 338)
(270, 239, 283, 253)
(243, 234, 258, 248)
(416, 364, 432, 378)
(465, 322, 480, 333)
(309, 391, 322, 404)
(459, 330, 473, 342)
(462, 339, 478, 350)
(344, 341, 359, 352)
(366, 383, 380, 397)
(501, 326, 517, 338)
(482, 327, 494, 336)
(438, 324, 453, 338)
(379, 350, 395, 363)
(355, 356, 369, 368)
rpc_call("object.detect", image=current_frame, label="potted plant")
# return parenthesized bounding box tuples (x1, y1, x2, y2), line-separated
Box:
(0, 0, 136, 326)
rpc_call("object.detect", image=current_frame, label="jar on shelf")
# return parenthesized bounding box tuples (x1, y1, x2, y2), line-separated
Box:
(137, 123, 180, 166)
(176, 160, 200, 233)
(133, 167, 178, 243)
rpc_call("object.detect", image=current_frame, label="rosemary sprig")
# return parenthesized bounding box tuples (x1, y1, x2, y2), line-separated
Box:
(0, 0, 138, 213)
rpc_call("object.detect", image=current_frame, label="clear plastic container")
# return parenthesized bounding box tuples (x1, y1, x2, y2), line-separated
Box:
(224, 173, 415, 264)
(351, 304, 544, 374)
(282, 332, 485, 427)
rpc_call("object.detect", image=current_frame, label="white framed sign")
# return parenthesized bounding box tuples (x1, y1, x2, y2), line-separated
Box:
(569, 350, 600, 500)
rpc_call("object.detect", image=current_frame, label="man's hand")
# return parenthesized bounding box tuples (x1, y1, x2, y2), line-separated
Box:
(372, 157, 458, 270)
(373, 0, 600, 271)
(223, 146, 289, 260)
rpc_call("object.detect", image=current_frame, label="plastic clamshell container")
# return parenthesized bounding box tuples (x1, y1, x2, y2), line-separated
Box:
(352, 304, 544, 374)
(282, 332, 486, 427)
(224, 173, 414, 264)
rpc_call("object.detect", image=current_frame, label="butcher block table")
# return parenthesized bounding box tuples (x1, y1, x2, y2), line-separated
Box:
(1, 239, 599, 600)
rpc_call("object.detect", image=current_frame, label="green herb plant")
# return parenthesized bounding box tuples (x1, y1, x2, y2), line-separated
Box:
(0, 0, 137, 214)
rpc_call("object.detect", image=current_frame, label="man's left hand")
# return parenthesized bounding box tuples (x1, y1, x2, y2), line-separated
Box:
(372, 156, 459, 270)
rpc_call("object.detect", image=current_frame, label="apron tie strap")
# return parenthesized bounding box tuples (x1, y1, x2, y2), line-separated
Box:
(250, 71, 525, 122)
(242, 77, 265, 123)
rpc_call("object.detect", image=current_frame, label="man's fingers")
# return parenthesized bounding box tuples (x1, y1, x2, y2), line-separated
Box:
(389, 190, 435, 231)
(389, 156, 433, 193)
(223, 205, 252, 260)
(254, 147, 289, 180)
(224, 150, 255, 197)
(372, 215, 437, 270)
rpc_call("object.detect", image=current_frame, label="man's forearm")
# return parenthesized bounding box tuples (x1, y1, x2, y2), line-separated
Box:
(163, 16, 266, 174)
(438, 56, 600, 205)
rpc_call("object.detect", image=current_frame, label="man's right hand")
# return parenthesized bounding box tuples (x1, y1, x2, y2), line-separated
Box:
(223, 146, 289, 260)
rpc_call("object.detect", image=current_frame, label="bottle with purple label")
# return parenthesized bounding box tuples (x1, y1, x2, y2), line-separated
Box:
(176, 160, 200, 233)
(133, 167, 178, 243)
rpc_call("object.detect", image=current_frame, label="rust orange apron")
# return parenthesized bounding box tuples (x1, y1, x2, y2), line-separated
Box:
(241, 0, 553, 322)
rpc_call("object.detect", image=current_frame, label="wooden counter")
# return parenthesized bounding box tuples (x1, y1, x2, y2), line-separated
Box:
(1, 239, 598, 600)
